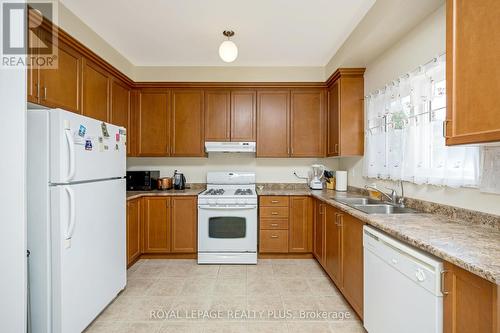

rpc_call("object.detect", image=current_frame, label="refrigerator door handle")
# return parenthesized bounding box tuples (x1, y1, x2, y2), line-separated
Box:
(64, 128, 76, 182)
(64, 186, 76, 240)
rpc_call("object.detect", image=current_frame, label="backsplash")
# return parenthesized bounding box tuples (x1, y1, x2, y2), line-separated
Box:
(127, 155, 339, 183)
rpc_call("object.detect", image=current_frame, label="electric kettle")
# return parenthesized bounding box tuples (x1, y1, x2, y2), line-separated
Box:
(173, 170, 186, 190)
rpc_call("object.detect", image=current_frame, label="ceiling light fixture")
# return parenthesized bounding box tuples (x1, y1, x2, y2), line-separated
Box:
(219, 30, 238, 63)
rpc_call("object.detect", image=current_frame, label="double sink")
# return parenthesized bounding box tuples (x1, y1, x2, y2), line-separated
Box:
(332, 197, 416, 214)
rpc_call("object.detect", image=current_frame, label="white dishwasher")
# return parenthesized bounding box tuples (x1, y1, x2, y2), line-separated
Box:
(363, 226, 444, 333)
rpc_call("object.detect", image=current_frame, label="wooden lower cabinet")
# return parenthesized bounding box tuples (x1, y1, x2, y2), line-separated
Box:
(126, 198, 141, 266)
(142, 197, 171, 253)
(340, 213, 364, 319)
(318, 201, 364, 319)
(126, 196, 197, 261)
(259, 195, 312, 255)
(324, 205, 342, 285)
(313, 200, 326, 265)
(289, 196, 312, 252)
(443, 261, 498, 333)
(171, 197, 197, 253)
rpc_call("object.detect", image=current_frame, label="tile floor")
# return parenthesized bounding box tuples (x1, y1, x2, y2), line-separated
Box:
(85, 259, 366, 333)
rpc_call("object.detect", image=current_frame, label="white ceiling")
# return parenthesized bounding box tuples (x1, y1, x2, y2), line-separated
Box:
(60, 0, 375, 67)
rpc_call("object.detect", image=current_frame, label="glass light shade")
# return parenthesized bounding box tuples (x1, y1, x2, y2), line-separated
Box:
(219, 40, 238, 62)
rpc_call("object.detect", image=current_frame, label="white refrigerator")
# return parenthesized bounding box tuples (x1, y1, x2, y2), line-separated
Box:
(27, 108, 127, 333)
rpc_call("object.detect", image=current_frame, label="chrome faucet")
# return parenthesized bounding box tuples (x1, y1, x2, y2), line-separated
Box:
(365, 180, 405, 207)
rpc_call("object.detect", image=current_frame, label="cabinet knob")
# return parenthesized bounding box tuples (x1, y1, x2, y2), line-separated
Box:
(271, 200, 279, 203)
(271, 223, 278, 227)
(271, 212, 278, 215)
(271, 235, 279, 239)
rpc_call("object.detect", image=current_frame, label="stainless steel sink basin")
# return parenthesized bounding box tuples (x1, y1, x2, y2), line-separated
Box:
(352, 204, 416, 214)
(332, 197, 382, 205)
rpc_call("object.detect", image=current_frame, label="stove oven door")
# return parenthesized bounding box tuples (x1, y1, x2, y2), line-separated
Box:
(198, 205, 257, 252)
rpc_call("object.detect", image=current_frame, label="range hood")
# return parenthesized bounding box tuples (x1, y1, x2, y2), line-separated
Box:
(205, 141, 256, 153)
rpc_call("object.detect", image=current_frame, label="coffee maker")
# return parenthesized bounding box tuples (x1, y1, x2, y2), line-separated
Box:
(173, 170, 186, 190)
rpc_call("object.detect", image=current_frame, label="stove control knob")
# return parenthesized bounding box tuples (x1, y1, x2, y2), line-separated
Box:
(208, 199, 216, 205)
(237, 199, 245, 205)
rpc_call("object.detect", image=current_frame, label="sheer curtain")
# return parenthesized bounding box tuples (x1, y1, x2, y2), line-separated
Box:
(364, 54, 480, 187)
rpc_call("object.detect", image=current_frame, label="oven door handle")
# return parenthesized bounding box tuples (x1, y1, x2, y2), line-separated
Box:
(198, 205, 257, 210)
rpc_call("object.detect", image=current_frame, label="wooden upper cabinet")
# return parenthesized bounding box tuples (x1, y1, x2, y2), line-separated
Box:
(288, 196, 312, 253)
(170, 196, 197, 253)
(204, 90, 231, 141)
(204, 90, 256, 142)
(443, 261, 498, 333)
(82, 59, 110, 122)
(257, 90, 290, 157)
(171, 89, 205, 156)
(142, 197, 171, 253)
(445, 0, 500, 145)
(126, 198, 141, 266)
(38, 34, 82, 113)
(341, 213, 364, 319)
(327, 81, 340, 156)
(136, 90, 170, 156)
(110, 79, 131, 155)
(326, 69, 365, 157)
(231, 90, 256, 141)
(290, 89, 325, 157)
(325, 205, 342, 286)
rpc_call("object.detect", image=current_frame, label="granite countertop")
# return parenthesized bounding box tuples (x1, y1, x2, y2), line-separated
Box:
(127, 184, 500, 284)
(261, 187, 500, 284)
(127, 187, 205, 200)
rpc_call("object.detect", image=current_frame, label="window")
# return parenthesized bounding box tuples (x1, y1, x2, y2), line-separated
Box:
(363, 55, 480, 187)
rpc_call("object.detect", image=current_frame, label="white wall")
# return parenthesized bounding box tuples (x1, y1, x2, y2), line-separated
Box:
(0, 0, 27, 330)
(128, 155, 339, 183)
(339, 5, 500, 216)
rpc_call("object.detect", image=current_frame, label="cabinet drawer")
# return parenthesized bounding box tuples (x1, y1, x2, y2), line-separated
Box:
(260, 207, 289, 218)
(260, 196, 289, 207)
(260, 230, 288, 253)
(260, 218, 288, 230)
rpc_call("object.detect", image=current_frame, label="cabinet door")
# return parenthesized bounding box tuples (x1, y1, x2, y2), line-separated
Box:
(327, 81, 340, 156)
(341, 214, 364, 319)
(256, 90, 290, 157)
(27, 19, 43, 104)
(142, 197, 171, 253)
(289, 196, 312, 253)
(171, 89, 205, 156)
(39, 35, 81, 113)
(443, 262, 497, 333)
(231, 90, 256, 141)
(110, 79, 130, 127)
(339, 77, 364, 155)
(446, 0, 500, 145)
(325, 205, 342, 286)
(82, 59, 110, 122)
(126, 198, 141, 266)
(313, 201, 325, 265)
(290, 90, 325, 157)
(170, 196, 197, 253)
(204, 90, 230, 141)
(136, 90, 170, 156)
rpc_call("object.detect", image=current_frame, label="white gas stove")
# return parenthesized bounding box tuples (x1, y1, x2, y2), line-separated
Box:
(198, 172, 257, 264)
